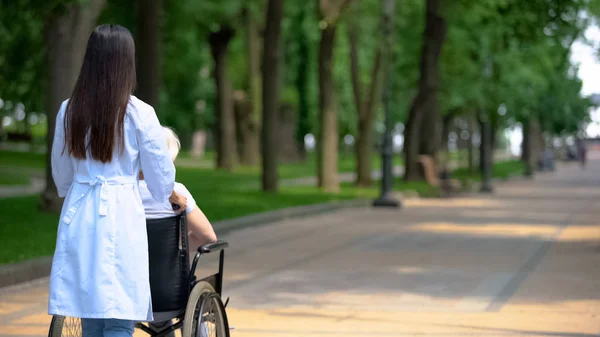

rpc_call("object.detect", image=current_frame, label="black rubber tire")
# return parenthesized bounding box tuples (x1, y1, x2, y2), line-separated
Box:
(182, 281, 229, 337)
(48, 315, 82, 337)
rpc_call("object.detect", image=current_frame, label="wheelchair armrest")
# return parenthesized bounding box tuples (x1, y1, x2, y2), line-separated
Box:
(198, 240, 229, 253)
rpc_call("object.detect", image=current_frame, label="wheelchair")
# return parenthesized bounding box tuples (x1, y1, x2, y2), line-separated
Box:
(48, 212, 230, 337)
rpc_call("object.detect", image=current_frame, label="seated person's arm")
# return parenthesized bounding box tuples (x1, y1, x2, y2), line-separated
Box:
(187, 206, 217, 246)
(173, 183, 217, 248)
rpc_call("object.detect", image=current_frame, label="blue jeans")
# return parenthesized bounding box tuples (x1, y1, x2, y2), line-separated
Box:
(81, 319, 134, 337)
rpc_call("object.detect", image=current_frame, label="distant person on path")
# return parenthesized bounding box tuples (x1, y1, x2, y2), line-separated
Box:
(48, 24, 187, 337)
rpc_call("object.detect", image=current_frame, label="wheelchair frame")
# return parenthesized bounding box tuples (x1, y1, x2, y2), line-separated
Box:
(135, 210, 229, 337)
(135, 240, 229, 337)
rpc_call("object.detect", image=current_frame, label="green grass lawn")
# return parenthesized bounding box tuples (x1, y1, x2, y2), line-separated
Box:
(0, 170, 30, 186)
(0, 150, 44, 186)
(0, 163, 431, 264)
(0, 150, 46, 169)
(202, 150, 403, 180)
(0, 148, 519, 265)
(0, 196, 60, 264)
(452, 160, 525, 181)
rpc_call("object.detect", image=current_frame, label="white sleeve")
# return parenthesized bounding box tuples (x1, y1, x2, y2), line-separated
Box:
(174, 183, 196, 214)
(137, 106, 175, 202)
(51, 101, 73, 198)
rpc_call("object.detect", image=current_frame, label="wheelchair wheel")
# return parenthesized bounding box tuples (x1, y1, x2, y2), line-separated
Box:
(182, 281, 229, 337)
(48, 316, 82, 337)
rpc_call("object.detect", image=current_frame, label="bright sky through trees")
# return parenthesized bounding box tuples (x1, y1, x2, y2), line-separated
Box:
(572, 23, 600, 136)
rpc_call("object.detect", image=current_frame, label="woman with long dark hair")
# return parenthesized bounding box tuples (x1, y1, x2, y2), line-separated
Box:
(48, 24, 186, 337)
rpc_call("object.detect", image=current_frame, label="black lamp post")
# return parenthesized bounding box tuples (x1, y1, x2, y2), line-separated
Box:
(479, 59, 494, 193)
(523, 117, 534, 178)
(479, 113, 494, 193)
(373, 0, 401, 208)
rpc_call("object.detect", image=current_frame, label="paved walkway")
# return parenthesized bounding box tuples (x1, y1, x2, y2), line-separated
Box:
(1, 161, 599, 336)
(0, 178, 44, 199)
(0, 166, 44, 199)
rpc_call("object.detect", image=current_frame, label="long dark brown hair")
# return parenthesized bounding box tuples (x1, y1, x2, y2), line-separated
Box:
(65, 24, 136, 163)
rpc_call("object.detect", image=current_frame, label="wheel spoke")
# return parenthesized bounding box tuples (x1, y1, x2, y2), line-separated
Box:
(193, 295, 225, 337)
(59, 317, 82, 337)
(184, 283, 227, 337)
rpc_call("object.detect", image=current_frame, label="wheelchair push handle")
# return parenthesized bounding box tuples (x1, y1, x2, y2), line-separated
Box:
(199, 240, 229, 254)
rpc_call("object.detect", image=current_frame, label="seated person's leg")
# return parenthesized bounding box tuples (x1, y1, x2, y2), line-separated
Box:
(82, 318, 104, 337)
(103, 319, 135, 337)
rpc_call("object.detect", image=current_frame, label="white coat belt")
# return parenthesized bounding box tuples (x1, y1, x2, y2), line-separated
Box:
(62, 175, 137, 224)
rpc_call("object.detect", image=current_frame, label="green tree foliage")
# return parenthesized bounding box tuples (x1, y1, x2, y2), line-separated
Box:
(285, 1, 319, 154)
(1, 0, 598, 191)
(440, 0, 592, 132)
(538, 69, 591, 135)
(0, 1, 68, 126)
(160, 0, 215, 142)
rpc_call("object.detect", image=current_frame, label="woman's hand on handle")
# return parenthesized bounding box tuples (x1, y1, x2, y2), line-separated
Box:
(169, 190, 187, 212)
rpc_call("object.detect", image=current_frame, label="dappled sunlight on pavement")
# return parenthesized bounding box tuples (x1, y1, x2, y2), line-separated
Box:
(2, 161, 600, 336)
(226, 307, 599, 336)
(404, 198, 501, 208)
(407, 223, 560, 238)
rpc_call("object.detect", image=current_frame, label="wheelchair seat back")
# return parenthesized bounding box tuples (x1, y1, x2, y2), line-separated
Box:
(146, 213, 190, 313)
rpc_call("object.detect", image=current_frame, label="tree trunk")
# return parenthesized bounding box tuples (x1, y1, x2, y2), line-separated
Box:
(468, 135, 474, 172)
(348, 19, 382, 187)
(442, 115, 452, 152)
(317, 24, 340, 192)
(355, 120, 375, 186)
(209, 28, 237, 171)
(468, 114, 475, 173)
(243, 7, 262, 166)
(486, 120, 494, 176)
(278, 104, 304, 162)
(315, 0, 354, 192)
(521, 118, 534, 176)
(533, 118, 543, 162)
(40, 0, 106, 213)
(294, 7, 310, 159)
(479, 114, 493, 191)
(478, 112, 495, 177)
(403, 0, 447, 181)
(530, 117, 542, 171)
(439, 114, 452, 170)
(478, 116, 485, 173)
(261, 0, 284, 192)
(490, 114, 498, 153)
(136, 0, 161, 108)
(419, 105, 442, 157)
(233, 91, 259, 166)
(521, 119, 528, 162)
(403, 100, 424, 181)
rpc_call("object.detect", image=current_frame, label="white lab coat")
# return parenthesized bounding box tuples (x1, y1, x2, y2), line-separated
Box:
(47, 96, 175, 321)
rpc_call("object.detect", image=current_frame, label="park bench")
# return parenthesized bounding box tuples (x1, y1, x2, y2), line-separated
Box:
(418, 155, 461, 197)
